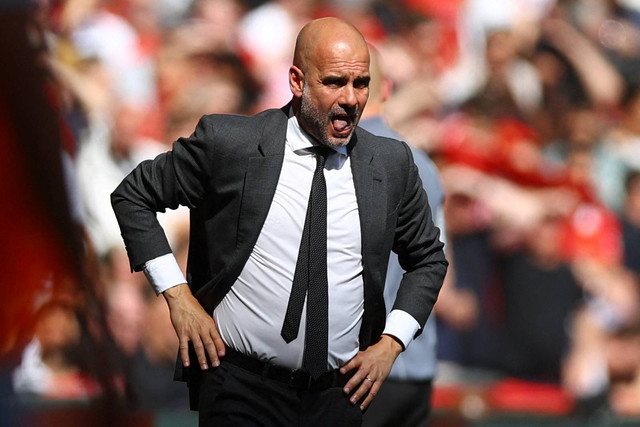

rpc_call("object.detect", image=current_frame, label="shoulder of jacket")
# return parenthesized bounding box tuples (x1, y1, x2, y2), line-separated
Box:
(202, 107, 285, 127)
(356, 126, 412, 161)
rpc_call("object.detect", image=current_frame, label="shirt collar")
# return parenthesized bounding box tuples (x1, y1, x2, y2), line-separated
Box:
(286, 116, 348, 157)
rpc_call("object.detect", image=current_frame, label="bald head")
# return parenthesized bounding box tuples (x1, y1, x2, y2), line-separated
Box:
(366, 45, 384, 107)
(289, 17, 370, 148)
(293, 17, 369, 72)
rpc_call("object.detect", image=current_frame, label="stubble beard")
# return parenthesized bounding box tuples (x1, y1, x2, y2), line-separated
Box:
(300, 85, 356, 149)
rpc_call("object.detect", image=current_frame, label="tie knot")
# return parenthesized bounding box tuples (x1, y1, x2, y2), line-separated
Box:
(311, 146, 333, 167)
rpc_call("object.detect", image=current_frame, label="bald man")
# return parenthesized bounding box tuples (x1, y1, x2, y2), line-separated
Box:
(112, 17, 447, 426)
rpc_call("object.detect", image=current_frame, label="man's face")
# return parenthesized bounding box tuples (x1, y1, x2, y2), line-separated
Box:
(297, 41, 370, 148)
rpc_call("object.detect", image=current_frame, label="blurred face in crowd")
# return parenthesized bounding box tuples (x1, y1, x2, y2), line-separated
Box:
(111, 102, 144, 157)
(625, 173, 640, 225)
(290, 18, 370, 148)
(36, 304, 80, 355)
(526, 216, 565, 266)
(565, 107, 600, 149)
(486, 29, 518, 71)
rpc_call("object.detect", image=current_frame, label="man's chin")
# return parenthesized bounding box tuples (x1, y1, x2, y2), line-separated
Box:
(324, 132, 353, 148)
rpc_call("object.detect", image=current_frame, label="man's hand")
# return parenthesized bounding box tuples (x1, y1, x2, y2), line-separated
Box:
(163, 284, 226, 370)
(340, 334, 403, 410)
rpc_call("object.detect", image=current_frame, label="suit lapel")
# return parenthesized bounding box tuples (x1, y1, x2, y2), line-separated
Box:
(235, 107, 288, 249)
(349, 131, 387, 261)
(349, 130, 388, 346)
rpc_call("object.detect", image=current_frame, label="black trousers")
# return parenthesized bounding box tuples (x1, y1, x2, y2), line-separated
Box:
(198, 360, 363, 426)
(361, 378, 432, 427)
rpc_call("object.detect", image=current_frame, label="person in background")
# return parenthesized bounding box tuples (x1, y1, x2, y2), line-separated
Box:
(358, 45, 444, 427)
(360, 46, 473, 427)
(620, 170, 640, 278)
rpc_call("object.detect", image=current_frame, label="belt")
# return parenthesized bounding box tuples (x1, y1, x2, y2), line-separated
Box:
(221, 348, 354, 391)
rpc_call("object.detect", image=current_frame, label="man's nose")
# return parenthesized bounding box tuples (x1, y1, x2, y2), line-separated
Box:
(339, 84, 357, 107)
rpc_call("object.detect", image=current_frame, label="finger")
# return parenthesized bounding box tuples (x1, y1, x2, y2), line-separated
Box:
(340, 354, 360, 375)
(203, 327, 226, 367)
(348, 375, 374, 406)
(344, 365, 377, 397)
(343, 367, 366, 394)
(179, 336, 191, 368)
(190, 336, 209, 370)
(212, 330, 226, 358)
(359, 381, 380, 410)
(341, 356, 363, 394)
(202, 334, 219, 368)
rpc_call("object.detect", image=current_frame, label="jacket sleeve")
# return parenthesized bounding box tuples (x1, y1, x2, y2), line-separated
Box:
(111, 116, 216, 271)
(391, 142, 448, 331)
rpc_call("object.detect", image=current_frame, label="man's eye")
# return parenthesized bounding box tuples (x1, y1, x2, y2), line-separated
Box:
(354, 78, 370, 89)
(324, 78, 345, 87)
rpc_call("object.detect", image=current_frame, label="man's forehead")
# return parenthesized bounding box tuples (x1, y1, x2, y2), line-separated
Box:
(310, 36, 368, 60)
(313, 46, 369, 70)
(313, 60, 370, 79)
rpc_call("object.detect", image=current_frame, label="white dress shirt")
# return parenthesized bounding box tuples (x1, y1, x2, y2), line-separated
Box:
(144, 116, 419, 370)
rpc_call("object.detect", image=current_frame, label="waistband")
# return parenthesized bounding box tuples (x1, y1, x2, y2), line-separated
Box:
(222, 348, 354, 391)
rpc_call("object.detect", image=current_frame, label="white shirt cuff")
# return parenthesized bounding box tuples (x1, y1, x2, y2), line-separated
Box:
(382, 309, 421, 350)
(143, 253, 187, 295)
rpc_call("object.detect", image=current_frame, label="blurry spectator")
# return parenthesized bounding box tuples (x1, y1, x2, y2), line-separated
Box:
(568, 0, 640, 88)
(111, 0, 163, 58)
(191, 0, 245, 52)
(544, 101, 628, 213)
(604, 84, 640, 172)
(500, 215, 584, 382)
(236, 0, 314, 109)
(164, 76, 244, 142)
(130, 297, 189, 410)
(527, 8, 625, 146)
(105, 282, 147, 359)
(62, 0, 156, 105)
(155, 23, 257, 136)
(1, 2, 126, 422)
(360, 45, 456, 427)
(76, 99, 170, 257)
(538, 11, 625, 109)
(475, 27, 543, 119)
(435, 226, 505, 383)
(563, 263, 640, 416)
(562, 306, 610, 411)
(620, 170, 640, 278)
(103, 216, 191, 410)
(370, 9, 456, 150)
(13, 301, 101, 401)
(608, 323, 640, 417)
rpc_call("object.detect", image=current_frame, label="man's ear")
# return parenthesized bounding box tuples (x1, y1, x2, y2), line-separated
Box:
(381, 77, 393, 103)
(289, 65, 304, 97)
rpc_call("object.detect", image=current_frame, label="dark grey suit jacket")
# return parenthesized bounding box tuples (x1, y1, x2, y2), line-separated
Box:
(111, 104, 447, 384)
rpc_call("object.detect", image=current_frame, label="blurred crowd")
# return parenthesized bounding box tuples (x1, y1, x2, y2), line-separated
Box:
(7, 0, 640, 423)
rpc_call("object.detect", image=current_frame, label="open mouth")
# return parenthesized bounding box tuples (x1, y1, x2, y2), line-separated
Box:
(331, 114, 355, 137)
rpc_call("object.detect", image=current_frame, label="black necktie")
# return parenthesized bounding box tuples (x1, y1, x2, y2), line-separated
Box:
(281, 146, 331, 378)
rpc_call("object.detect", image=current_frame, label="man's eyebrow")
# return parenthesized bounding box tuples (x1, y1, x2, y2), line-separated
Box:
(322, 75, 349, 84)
